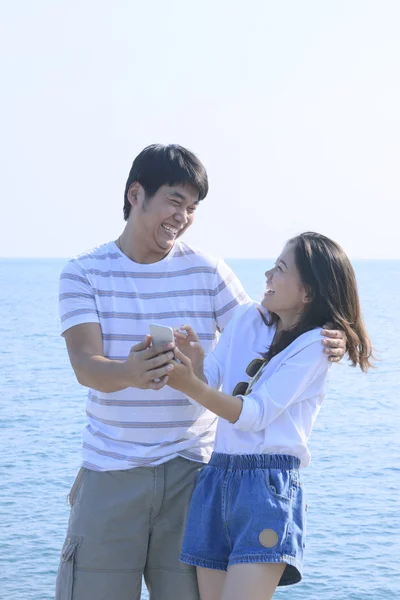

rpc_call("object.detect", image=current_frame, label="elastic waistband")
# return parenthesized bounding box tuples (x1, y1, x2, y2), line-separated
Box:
(209, 453, 300, 470)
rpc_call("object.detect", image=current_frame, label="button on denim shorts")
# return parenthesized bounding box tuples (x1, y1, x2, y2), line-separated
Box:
(180, 453, 307, 586)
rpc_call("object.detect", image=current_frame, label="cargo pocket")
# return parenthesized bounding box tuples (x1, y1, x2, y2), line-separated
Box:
(55, 536, 82, 600)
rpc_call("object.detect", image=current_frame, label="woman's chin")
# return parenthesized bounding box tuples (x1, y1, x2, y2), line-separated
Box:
(261, 294, 274, 310)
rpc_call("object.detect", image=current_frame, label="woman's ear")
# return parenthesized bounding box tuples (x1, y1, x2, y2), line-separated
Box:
(303, 288, 313, 304)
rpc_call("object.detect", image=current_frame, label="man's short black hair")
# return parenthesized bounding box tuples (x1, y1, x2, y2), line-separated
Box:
(123, 144, 209, 220)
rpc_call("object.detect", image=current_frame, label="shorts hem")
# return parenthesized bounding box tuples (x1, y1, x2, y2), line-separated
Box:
(180, 553, 228, 571)
(228, 552, 297, 564)
(228, 553, 302, 586)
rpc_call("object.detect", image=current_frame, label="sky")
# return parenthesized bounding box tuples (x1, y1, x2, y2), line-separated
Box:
(0, 1, 399, 259)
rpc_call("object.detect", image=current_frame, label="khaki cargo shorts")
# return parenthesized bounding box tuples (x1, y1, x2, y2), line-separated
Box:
(55, 456, 203, 600)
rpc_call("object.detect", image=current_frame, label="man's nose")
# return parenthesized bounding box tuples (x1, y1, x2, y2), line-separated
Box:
(173, 211, 186, 224)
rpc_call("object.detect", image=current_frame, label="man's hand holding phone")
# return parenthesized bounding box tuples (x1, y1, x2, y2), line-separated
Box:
(148, 323, 206, 385)
(123, 334, 175, 390)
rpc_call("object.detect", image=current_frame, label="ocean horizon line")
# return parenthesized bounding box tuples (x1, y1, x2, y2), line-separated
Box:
(1, 256, 400, 262)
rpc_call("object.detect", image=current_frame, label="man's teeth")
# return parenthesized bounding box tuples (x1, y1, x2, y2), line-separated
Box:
(162, 224, 178, 235)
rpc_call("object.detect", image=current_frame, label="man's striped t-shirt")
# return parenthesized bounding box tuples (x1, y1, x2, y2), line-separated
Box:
(59, 240, 250, 471)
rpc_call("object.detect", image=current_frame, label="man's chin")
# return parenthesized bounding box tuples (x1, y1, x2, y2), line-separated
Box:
(156, 238, 175, 252)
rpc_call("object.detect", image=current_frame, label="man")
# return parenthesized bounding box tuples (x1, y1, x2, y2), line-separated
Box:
(56, 144, 345, 600)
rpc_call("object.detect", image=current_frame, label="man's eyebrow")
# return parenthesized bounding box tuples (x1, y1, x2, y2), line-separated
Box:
(168, 191, 186, 201)
(169, 191, 200, 205)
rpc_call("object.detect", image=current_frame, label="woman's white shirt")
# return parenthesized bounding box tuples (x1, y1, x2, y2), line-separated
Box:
(203, 302, 331, 467)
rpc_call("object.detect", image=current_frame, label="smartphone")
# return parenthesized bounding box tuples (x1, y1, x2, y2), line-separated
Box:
(149, 324, 174, 347)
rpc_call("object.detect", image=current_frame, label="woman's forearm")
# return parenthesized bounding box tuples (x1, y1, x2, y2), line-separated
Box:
(193, 362, 207, 384)
(185, 378, 243, 423)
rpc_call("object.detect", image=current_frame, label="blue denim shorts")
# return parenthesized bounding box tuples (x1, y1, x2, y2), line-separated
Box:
(180, 453, 307, 586)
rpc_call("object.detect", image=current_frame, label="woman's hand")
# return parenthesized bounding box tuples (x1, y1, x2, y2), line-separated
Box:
(166, 347, 199, 394)
(173, 325, 205, 380)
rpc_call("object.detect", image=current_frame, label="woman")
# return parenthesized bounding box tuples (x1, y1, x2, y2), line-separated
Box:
(163, 232, 373, 600)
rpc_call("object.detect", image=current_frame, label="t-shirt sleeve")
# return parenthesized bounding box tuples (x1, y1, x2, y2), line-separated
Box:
(59, 260, 99, 335)
(233, 340, 330, 432)
(213, 259, 251, 333)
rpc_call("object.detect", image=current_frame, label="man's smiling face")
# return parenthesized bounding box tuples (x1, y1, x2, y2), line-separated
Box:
(128, 183, 200, 262)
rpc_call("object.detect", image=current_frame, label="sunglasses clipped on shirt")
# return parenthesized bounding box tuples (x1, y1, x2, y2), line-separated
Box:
(232, 358, 267, 397)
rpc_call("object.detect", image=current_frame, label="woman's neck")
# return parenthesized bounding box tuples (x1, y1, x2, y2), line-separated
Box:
(275, 311, 303, 332)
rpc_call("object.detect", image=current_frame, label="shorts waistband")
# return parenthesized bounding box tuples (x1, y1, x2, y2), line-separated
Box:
(209, 452, 300, 470)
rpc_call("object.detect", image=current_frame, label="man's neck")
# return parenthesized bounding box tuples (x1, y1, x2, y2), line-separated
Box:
(116, 228, 173, 265)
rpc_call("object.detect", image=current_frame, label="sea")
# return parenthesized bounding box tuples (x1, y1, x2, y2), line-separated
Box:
(1, 257, 399, 600)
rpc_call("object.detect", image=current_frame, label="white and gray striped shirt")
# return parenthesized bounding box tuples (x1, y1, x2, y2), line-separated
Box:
(59, 240, 250, 471)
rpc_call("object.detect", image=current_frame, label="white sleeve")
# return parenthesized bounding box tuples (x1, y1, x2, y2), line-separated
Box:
(213, 259, 251, 333)
(233, 341, 330, 432)
(59, 260, 99, 335)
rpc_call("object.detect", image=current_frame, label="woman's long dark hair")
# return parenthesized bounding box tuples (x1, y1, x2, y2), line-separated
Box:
(262, 232, 373, 372)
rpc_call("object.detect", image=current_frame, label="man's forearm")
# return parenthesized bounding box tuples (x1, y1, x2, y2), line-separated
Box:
(73, 355, 130, 393)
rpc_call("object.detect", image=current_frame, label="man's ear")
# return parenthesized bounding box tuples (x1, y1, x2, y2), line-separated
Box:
(127, 182, 142, 207)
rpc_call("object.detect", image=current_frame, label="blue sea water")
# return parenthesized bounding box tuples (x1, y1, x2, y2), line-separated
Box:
(1, 257, 399, 600)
